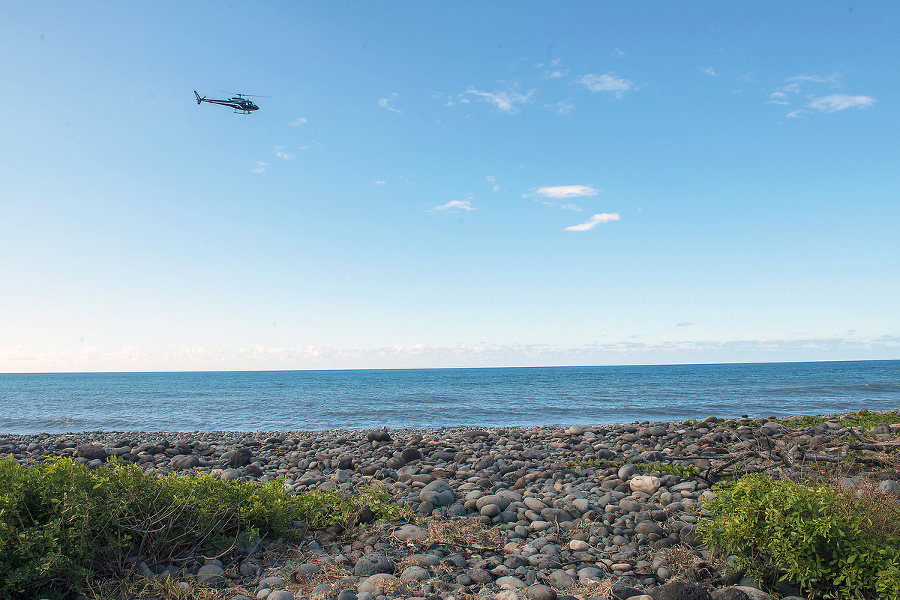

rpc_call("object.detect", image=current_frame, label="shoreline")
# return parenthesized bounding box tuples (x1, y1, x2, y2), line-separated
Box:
(4, 410, 899, 600)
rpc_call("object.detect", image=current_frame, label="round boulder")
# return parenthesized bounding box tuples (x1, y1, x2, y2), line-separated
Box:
(630, 475, 661, 495)
(650, 580, 713, 600)
(526, 585, 558, 600)
(353, 552, 395, 577)
(76, 444, 108, 462)
(419, 479, 455, 507)
(618, 463, 640, 480)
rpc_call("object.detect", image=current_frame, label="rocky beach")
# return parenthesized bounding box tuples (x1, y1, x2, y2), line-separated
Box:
(3, 411, 900, 600)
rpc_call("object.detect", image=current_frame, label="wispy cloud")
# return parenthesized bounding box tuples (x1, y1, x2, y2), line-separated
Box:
(564, 213, 620, 231)
(251, 161, 270, 174)
(788, 73, 842, 86)
(545, 100, 574, 115)
(486, 176, 500, 192)
(534, 185, 600, 199)
(275, 150, 295, 160)
(578, 73, 634, 97)
(767, 72, 874, 116)
(766, 91, 790, 105)
(378, 92, 402, 113)
(560, 204, 582, 212)
(374, 180, 386, 185)
(809, 94, 876, 113)
(676, 322, 694, 327)
(465, 86, 535, 113)
(433, 198, 475, 212)
(288, 117, 307, 126)
(701, 67, 717, 76)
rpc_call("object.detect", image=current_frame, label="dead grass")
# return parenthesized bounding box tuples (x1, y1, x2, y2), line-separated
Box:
(563, 576, 616, 599)
(425, 515, 504, 551)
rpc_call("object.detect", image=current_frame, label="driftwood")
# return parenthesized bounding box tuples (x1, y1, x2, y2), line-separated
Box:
(698, 426, 899, 482)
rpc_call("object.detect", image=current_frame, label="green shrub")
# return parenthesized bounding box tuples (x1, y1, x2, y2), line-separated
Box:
(698, 473, 900, 599)
(0, 457, 405, 599)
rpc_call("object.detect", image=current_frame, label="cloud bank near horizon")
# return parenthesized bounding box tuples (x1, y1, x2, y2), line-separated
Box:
(3, 335, 897, 373)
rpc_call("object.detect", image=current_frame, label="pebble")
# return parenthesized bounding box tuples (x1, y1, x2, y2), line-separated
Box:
(5, 412, 895, 599)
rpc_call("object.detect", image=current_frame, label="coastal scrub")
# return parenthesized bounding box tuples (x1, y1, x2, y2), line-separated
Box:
(0, 456, 403, 599)
(699, 472, 900, 599)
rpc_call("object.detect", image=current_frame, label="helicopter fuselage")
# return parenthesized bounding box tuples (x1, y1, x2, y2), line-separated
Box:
(194, 91, 259, 114)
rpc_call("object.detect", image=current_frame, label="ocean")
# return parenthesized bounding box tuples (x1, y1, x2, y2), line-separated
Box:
(1, 360, 898, 435)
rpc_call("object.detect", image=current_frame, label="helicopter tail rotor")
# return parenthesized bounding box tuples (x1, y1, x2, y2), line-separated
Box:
(194, 91, 203, 104)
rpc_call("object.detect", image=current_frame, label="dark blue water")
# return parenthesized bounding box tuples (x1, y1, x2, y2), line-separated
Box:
(1, 361, 898, 434)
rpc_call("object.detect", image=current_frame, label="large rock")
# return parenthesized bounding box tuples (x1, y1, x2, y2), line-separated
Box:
(76, 444, 108, 461)
(651, 580, 713, 600)
(399, 565, 430, 581)
(526, 584, 558, 600)
(635, 520, 666, 537)
(618, 464, 640, 480)
(548, 570, 575, 589)
(419, 479, 455, 506)
(357, 573, 397, 595)
(393, 524, 428, 542)
(196, 564, 225, 587)
(353, 552, 395, 577)
(170, 454, 200, 470)
(630, 475, 661, 494)
(226, 447, 253, 467)
(729, 588, 774, 600)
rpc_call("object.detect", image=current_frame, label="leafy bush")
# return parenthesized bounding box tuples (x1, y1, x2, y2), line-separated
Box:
(698, 473, 900, 599)
(0, 457, 405, 599)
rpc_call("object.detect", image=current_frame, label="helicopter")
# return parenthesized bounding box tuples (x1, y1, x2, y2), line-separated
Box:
(194, 91, 261, 114)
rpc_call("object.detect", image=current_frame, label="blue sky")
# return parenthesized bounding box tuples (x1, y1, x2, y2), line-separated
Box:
(2, 2, 898, 372)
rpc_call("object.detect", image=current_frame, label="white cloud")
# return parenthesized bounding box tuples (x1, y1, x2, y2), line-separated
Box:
(465, 86, 535, 112)
(613, 48, 626, 58)
(486, 176, 496, 182)
(788, 72, 841, 86)
(275, 150, 295, 160)
(288, 117, 307, 126)
(564, 213, 620, 231)
(378, 92, 402, 113)
(809, 94, 876, 113)
(251, 161, 270, 174)
(561, 204, 582, 212)
(767, 73, 875, 116)
(543, 69, 568, 79)
(545, 100, 574, 115)
(4, 335, 898, 372)
(579, 73, 634, 97)
(374, 180, 386, 185)
(534, 185, 600, 199)
(766, 91, 790, 105)
(433, 199, 475, 212)
(701, 67, 717, 76)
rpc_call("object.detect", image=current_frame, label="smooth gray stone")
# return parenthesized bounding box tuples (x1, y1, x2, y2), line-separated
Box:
(400, 566, 430, 581)
(354, 552, 395, 577)
(420, 479, 455, 506)
(526, 584, 558, 600)
(196, 564, 225, 586)
(548, 570, 575, 589)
